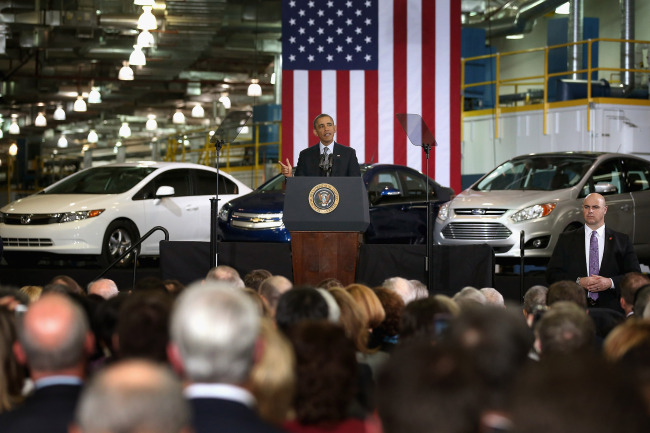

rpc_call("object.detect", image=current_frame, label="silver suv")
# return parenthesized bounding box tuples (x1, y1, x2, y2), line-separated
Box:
(434, 152, 650, 263)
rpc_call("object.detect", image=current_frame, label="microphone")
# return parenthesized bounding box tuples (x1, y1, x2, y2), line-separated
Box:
(319, 151, 329, 174)
(326, 153, 333, 177)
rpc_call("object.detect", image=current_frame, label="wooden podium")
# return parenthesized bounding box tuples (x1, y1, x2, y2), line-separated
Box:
(284, 177, 370, 286)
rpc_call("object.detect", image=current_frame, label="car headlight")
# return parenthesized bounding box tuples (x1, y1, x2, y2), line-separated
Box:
(218, 204, 231, 222)
(438, 202, 450, 221)
(58, 209, 105, 223)
(510, 203, 556, 222)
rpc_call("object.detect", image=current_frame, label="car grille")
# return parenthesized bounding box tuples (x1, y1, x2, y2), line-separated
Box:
(3, 237, 54, 247)
(231, 212, 284, 230)
(2, 213, 61, 225)
(441, 222, 512, 240)
(454, 208, 508, 216)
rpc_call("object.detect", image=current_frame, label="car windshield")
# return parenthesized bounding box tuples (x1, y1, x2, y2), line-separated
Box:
(474, 156, 593, 191)
(44, 166, 157, 194)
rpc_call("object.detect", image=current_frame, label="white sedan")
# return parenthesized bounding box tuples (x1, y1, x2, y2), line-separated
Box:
(0, 161, 251, 266)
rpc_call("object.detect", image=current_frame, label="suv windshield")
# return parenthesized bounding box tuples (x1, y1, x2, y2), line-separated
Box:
(475, 156, 593, 191)
(44, 166, 157, 194)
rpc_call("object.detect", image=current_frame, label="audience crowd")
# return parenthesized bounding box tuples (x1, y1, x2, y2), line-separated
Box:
(1, 266, 650, 433)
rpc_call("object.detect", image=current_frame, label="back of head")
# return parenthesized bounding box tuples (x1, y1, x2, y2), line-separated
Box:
(535, 301, 595, 356)
(345, 284, 385, 329)
(170, 282, 260, 383)
(480, 287, 505, 307)
(205, 265, 245, 289)
(275, 287, 329, 334)
(509, 353, 650, 433)
(48, 275, 84, 296)
(88, 279, 119, 299)
(258, 276, 293, 313)
(133, 276, 167, 293)
(376, 342, 481, 433)
(243, 269, 273, 292)
(452, 286, 487, 309)
(409, 279, 429, 300)
(523, 285, 548, 315)
(287, 321, 357, 426)
(382, 277, 416, 305)
(0, 306, 25, 411)
(74, 359, 190, 433)
(372, 287, 405, 339)
(620, 272, 650, 305)
(547, 280, 586, 309)
(328, 287, 368, 353)
(17, 292, 89, 372)
(117, 290, 173, 362)
(633, 284, 650, 318)
(399, 296, 458, 344)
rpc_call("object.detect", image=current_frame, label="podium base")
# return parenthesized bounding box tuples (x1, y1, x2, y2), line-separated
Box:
(290, 231, 360, 286)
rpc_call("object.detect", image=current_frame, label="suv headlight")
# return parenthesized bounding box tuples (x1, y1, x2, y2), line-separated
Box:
(58, 209, 105, 223)
(438, 202, 450, 221)
(510, 203, 556, 222)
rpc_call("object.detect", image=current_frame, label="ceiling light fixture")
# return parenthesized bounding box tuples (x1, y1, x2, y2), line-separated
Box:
(87, 129, 99, 143)
(191, 103, 205, 118)
(506, 34, 524, 40)
(53, 105, 66, 120)
(173, 110, 185, 124)
(129, 45, 146, 66)
(119, 122, 132, 138)
(137, 6, 157, 30)
(9, 116, 20, 135)
(219, 94, 231, 109)
(9, 143, 18, 156)
(35, 112, 47, 127)
(74, 95, 87, 112)
(146, 114, 158, 130)
(555, 2, 570, 14)
(57, 135, 68, 148)
(88, 86, 102, 103)
(118, 61, 135, 81)
(247, 78, 262, 97)
(137, 29, 155, 48)
(134, 0, 155, 5)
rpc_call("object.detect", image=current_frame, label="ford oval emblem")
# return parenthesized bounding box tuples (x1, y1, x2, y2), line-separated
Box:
(21, 214, 32, 224)
(471, 209, 486, 215)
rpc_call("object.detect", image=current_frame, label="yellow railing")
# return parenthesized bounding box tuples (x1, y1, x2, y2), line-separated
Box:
(462, 37, 650, 138)
(163, 121, 281, 188)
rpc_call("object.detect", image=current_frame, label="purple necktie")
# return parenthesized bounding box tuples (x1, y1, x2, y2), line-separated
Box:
(588, 231, 599, 300)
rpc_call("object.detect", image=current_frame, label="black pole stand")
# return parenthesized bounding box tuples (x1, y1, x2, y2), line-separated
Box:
(422, 141, 432, 279)
(209, 138, 225, 269)
(519, 230, 525, 302)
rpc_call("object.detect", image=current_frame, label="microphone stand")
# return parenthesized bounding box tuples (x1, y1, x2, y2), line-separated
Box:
(209, 136, 225, 269)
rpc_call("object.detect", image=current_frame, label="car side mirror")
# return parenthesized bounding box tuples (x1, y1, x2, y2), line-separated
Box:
(155, 186, 175, 198)
(594, 182, 618, 195)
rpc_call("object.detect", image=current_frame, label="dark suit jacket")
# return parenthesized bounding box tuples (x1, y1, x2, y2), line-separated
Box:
(294, 142, 361, 177)
(546, 226, 640, 311)
(190, 397, 285, 433)
(0, 384, 82, 433)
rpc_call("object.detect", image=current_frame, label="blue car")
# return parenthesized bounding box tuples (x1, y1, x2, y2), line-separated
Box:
(218, 164, 454, 244)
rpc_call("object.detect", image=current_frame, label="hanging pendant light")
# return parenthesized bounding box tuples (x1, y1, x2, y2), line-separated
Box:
(88, 87, 102, 103)
(129, 45, 146, 66)
(119, 122, 132, 138)
(118, 61, 134, 81)
(134, 0, 154, 5)
(57, 135, 68, 148)
(191, 103, 205, 118)
(137, 6, 157, 30)
(53, 105, 66, 120)
(173, 110, 185, 124)
(74, 95, 87, 112)
(247, 78, 262, 97)
(146, 114, 158, 131)
(137, 29, 155, 47)
(35, 112, 47, 127)
(9, 143, 17, 156)
(87, 129, 99, 143)
(9, 117, 20, 135)
(218, 94, 231, 109)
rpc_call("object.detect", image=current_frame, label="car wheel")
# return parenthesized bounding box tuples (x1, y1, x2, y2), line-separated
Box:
(100, 221, 139, 267)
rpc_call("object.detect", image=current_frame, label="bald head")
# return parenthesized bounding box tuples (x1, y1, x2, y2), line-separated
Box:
(74, 359, 190, 433)
(17, 293, 90, 373)
(88, 279, 119, 299)
(259, 275, 293, 314)
(583, 193, 607, 230)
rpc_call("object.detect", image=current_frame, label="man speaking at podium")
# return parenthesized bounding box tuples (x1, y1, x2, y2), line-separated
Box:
(279, 114, 361, 178)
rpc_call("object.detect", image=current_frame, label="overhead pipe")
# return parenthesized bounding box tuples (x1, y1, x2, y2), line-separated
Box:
(568, 0, 583, 79)
(620, 0, 635, 96)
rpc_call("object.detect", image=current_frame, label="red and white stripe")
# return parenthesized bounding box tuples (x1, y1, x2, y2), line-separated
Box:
(281, 0, 461, 192)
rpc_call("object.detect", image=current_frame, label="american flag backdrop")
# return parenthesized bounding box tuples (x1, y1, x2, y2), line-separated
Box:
(281, 0, 461, 192)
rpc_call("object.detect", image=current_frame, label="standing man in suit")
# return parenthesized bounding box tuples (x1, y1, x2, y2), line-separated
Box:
(279, 113, 361, 177)
(0, 293, 94, 433)
(167, 281, 284, 433)
(546, 193, 641, 312)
